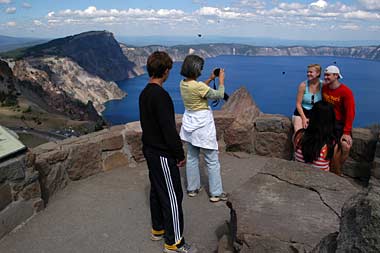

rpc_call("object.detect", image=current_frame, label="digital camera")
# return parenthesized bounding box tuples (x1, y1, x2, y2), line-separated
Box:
(213, 68, 220, 77)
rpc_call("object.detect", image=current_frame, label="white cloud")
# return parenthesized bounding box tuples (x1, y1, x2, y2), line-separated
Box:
(195, 6, 255, 19)
(368, 25, 380, 31)
(0, 0, 11, 3)
(47, 6, 185, 20)
(310, 0, 328, 9)
(5, 7, 16, 14)
(6, 21, 16, 26)
(358, 0, 380, 11)
(343, 10, 380, 20)
(339, 24, 360, 30)
(236, 0, 266, 9)
(33, 20, 43, 26)
(32, 3, 379, 39)
(22, 2, 32, 8)
(278, 3, 305, 10)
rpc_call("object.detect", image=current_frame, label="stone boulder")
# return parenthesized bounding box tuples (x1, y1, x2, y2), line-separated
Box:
(227, 159, 359, 252)
(372, 133, 380, 180)
(253, 114, 293, 160)
(343, 128, 378, 180)
(335, 177, 380, 252)
(222, 87, 261, 152)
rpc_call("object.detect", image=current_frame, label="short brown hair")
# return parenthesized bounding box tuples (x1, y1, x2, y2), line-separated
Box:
(308, 64, 322, 78)
(146, 51, 173, 78)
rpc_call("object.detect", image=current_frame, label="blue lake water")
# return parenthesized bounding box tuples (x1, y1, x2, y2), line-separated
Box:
(103, 56, 380, 127)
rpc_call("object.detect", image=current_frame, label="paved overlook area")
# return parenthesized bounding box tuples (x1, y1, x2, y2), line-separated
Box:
(1, 87, 379, 252)
(0, 153, 271, 253)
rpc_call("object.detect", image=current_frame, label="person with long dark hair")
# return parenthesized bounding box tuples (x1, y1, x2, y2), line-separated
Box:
(179, 54, 228, 203)
(294, 100, 340, 172)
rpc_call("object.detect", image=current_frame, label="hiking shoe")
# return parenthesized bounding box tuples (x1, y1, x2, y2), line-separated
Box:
(163, 243, 198, 253)
(209, 192, 229, 203)
(151, 229, 165, 241)
(187, 186, 203, 197)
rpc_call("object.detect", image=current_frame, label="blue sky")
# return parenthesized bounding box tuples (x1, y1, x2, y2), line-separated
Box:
(0, 0, 379, 41)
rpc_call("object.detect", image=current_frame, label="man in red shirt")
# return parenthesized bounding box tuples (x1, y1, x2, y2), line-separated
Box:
(322, 65, 355, 175)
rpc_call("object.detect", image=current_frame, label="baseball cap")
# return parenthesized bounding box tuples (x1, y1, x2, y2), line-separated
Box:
(325, 65, 343, 79)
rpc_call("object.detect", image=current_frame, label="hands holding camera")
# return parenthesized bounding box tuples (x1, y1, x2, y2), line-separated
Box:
(210, 68, 225, 86)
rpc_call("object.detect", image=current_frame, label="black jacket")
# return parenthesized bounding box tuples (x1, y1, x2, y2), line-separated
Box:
(139, 83, 185, 161)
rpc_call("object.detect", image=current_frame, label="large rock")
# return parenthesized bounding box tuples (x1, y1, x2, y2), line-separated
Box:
(253, 115, 293, 160)
(343, 128, 378, 179)
(335, 177, 380, 252)
(222, 87, 261, 152)
(311, 232, 338, 253)
(228, 159, 359, 252)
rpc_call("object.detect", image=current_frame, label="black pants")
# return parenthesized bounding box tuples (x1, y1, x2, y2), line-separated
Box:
(143, 147, 185, 247)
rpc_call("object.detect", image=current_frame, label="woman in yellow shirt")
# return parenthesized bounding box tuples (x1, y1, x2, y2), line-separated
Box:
(179, 54, 228, 203)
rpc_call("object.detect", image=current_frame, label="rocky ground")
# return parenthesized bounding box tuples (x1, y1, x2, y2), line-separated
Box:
(0, 153, 270, 253)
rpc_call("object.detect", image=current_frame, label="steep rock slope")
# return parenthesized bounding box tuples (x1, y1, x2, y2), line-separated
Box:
(15, 57, 125, 113)
(0, 59, 17, 105)
(12, 57, 125, 117)
(22, 31, 138, 81)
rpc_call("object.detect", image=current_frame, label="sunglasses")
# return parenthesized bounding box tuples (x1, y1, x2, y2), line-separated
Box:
(311, 95, 315, 105)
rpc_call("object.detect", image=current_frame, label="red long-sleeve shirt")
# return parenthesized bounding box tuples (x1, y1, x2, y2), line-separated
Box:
(322, 83, 355, 135)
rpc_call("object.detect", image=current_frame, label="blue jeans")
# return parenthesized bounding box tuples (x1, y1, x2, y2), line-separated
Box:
(186, 142, 224, 196)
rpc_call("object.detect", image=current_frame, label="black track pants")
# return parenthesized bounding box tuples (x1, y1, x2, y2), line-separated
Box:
(143, 148, 185, 246)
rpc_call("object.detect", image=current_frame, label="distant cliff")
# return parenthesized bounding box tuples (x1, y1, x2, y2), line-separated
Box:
(0, 31, 129, 122)
(20, 31, 138, 81)
(121, 43, 380, 69)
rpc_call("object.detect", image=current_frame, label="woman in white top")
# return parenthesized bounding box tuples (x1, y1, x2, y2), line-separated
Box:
(179, 54, 228, 203)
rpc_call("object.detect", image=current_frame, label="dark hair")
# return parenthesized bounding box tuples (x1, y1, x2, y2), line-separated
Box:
(180, 54, 204, 79)
(147, 51, 173, 78)
(300, 101, 337, 162)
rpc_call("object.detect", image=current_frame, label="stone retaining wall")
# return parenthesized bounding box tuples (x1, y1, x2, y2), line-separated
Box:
(0, 152, 43, 238)
(0, 87, 379, 240)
